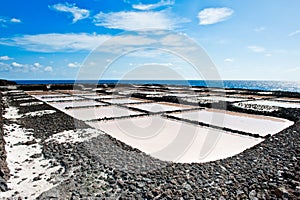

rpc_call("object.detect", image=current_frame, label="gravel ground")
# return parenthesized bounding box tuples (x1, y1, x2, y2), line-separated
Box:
(1, 87, 300, 199)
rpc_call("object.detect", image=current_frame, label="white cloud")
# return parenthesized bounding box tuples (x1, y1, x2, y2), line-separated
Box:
(68, 62, 81, 68)
(49, 3, 89, 23)
(288, 30, 300, 37)
(93, 10, 188, 31)
(132, 0, 174, 10)
(247, 45, 265, 53)
(254, 26, 265, 32)
(0, 16, 22, 27)
(0, 55, 13, 60)
(224, 58, 234, 62)
(33, 62, 41, 67)
(10, 18, 21, 23)
(198, 8, 234, 25)
(11, 62, 23, 67)
(0, 33, 111, 52)
(265, 53, 272, 57)
(44, 66, 53, 72)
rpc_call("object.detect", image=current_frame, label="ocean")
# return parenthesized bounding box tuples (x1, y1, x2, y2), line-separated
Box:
(13, 80, 300, 93)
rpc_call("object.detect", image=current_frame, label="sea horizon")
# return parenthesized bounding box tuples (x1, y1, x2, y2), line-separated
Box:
(11, 79, 300, 93)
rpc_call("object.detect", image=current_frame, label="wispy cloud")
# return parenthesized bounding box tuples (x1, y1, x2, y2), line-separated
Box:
(247, 45, 265, 53)
(44, 66, 53, 72)
(254, 26, 266, 32)
(68, 62, 81, 68)
(0, 62, 10, 72)
(0, 55, 13, 60)
(224, 58, 234, 62)
(132, 0, 174, 11)
(93, 10, 188, 31)
(288, 29, 300, 37)
(49, 3, 89, 23)
(0, 33, 111, 52)
(198, 7, 234, 25)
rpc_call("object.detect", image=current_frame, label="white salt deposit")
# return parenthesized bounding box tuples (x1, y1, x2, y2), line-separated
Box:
(3, 106, 22, 119)
(233, 102, 279, 112)
(24, 110, 56, 117)
(14, 97, 36, 101)
(237, 100, 300, 109)
(20, 102, 44, 106)
(45, 128, 103, 144)
(127, 102, 195, 113)
(197, 96, 247, 102)
(1, 109, 61, 199)
(168, 109, 293, 136)
(88, 116, 263, 163)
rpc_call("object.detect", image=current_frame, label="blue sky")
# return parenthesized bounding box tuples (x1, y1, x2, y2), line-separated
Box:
(0, 0, 300, 81)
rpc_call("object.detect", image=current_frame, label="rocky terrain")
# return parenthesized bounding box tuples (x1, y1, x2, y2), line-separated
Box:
(0, 83, 299, 199)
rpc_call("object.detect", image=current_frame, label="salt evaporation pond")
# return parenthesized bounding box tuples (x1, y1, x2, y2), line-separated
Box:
(168, 109, 294, 137)
(127, 102, 195, 113)
(88, 116, 263, 163)
(65, 106, 142, 121)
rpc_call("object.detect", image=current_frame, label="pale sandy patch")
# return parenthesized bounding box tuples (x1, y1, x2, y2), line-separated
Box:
(1, 107, 61, 199)
(45, 128, 103, 144)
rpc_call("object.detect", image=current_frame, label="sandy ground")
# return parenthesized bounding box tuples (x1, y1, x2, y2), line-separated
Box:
(45, 128, 103, 144)
(1, 107, 61, 199)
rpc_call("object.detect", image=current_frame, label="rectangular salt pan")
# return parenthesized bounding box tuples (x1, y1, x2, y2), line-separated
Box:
(82, 95, 123, 99)
(127, 102, 195, 113)
(197, 96, 247, 102)
(49, 100, 107, 110)
(45, 96, 85, 102)
(102, 98, 151, 104)
(88, 116, 263, 163)
(168, 109, 293, 136)
(65, 106, 142, 121)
